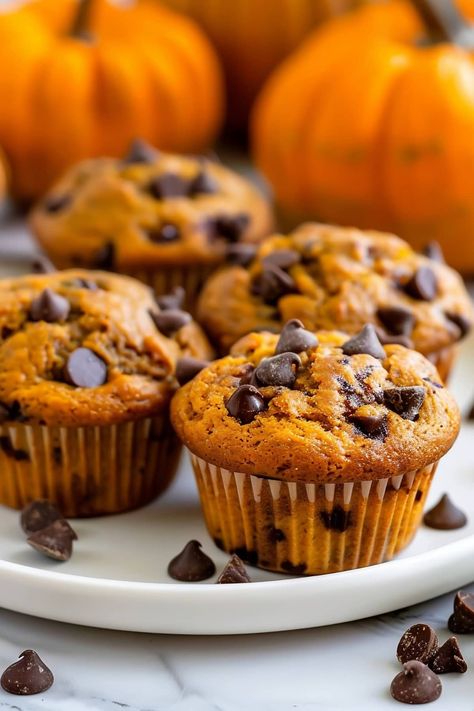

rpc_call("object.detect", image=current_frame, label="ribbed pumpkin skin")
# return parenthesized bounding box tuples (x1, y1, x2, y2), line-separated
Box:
(252, 0, 474, 273)
(0, 0, 223, 201)
(163, 0, 365, 132)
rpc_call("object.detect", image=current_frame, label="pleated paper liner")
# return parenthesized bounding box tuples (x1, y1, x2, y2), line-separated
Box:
(427, 344, 458, 383)
(190, 453, 438, 575)
(0, 414, 181, 518)
(123, 264, 216, 313)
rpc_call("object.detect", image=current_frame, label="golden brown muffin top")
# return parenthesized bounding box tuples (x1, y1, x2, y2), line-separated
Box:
(30, 141, 273, 270)
(197, 223, 473, 354)
(0, 269, 212, 427)
(171, 322, 460, 483)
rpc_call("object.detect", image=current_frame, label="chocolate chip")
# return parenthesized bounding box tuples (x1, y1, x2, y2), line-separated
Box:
(156, 286, 185, 311)
(168, 540, 216, 581)
(44, 194, 71, 214)
(423, 493, 467, 530)
(405, 267, 438, 301)
(254, 352, 301, 388)
(0, 436, 29, 461)
(217, 555, 251, 584)
(210, 213, 250, 242)
(320, 506, 352, 532)
(390, 661, 442, 705)
(94, 241, 115, 270)
(123, 138, 158, 164)
(27, 519, 77, 561)
(29, 288, 70, 323)
(64, 348, 107, 388)
(150, 309, 192, 336)
(261, 249, 301, 270)
(423, 241, 445, 263)
(226, 243, 258, 267)
(176, 357, 209, 385)
(188, 170, 218, 196)
(397, 624, 439, 665)
(146, 223, 180, 243)
(445, 312, 471, 339)
(384, 386, 426, 421)
(31, 255, 56, 274)
(342, 324, 386, 359)
(149, 173, 188, 199)
(448, 591, 474, 634)
(1, 650, 54, 695)
(268, 527, 286, 543)
(226, 384, 266, 424)
(252, 265, 296, 304)
(430, 637, 467, 674)
(377, 306, 415, 336)
(275, 319, 318, 355)
(72, 278, 99, 291)
(351, 409, 388, 440)
(20, 500, 62, 535)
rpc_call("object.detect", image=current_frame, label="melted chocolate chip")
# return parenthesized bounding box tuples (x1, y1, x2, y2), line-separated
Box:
(261, 249, 301, 270)
(27, 519, 77, 561)
(217, 555, 251, 584)
(149, 173, 188, 199)
(384, 386, 426, 421)
(0, 436, 29, 461)
(32, 255, 56, 274)
(1, 650, 54, 696)
(377, 306, 415, 336)
(29, 289, 70, 323)
(20, 500, 62, 535)
(252, 265, 296, 304)
(188, 170, 218, 196)
(445, 312, 471, 339)
(268, 527, 286, 543)
(146, 223, 180, 243)
(423, 241, 445, 263)
(275, 319, 318, 355)
(254, 352, 301, 388)
(405, 267, 438, 301)
(226, 384, 266, 424)
(210, 213, 250, 242)
(94, 241, 115, 270)
(430, 637, 467, 674)
(423, 493, 467, 530)
(168, 540, 216, 581)
(156, 286, 185, 311)
(390, 661, 442, 705)
(225, 242, 258, 267)
(342, 324, 386, 359)
(448, 591, 474, 634)
(64, 348, 107, 388)
(320, 506, 352, 532)
(44, 194, 71, 214)
(150, 309, 192, 336)
(123, 138, 158, 164)
(351, 410, 388, 440)
(175, 357, 209, 385)
(397, 624, 439, 664)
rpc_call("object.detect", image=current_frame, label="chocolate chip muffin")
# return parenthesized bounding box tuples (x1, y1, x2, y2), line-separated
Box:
(171, 320, 460, 575)
(197, 223, 473, 380)
(30, 140, 273, 309)
(0, 269, 213, 517)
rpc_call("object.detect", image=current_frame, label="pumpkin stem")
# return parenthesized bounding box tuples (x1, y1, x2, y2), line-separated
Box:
(410, 0, 474, 48)
(70, 0, 94, 39)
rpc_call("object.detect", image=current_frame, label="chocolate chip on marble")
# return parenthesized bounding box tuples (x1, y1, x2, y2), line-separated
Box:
(254, 352, 301, 388)
(252, 264, 296, 304)
(261, 249, 301, 270)
(383, 386, 426, 421)
(445, 312, 471, 339)
(64, 348, 107, 388)
(430, 637, 467, 674)
(226, 384, 266, 424)
(43, 194, 71, 214)
(390, 660, 442, 705)
(168, 540, 216, 581)
(210, 213, 250, 242)
(156, 286, 185, 311)
(397, 624, 439, 665)
(29, 288, 70, 323)
(226, 243, 258, 267)
(1, 650, 54, 696)
(217, 555, 251, 584)
(320, 506, 352, 533)
(423, 493, 467, 530)
(94, 241, 115, 270)
(31, 255, 56, 274)
(188, 170, 218, 196)
(123, 138, 158, 165)
(27, 519, 77, 561)
(150, 309, 192, 336)
(20, 500, 62, 536)
(175, 357, 209, 385)
(351, 408, 388, 441)
(423, 241, 445, 263)
(275, 319, 318, 355)
(405, 267, 438, 301)
(342, 324, 386, 359)
(448, 591, 474, 634)
(146, 223, 181, 243)
(377, 306, 415, 336)
(149, 173, 188, 199)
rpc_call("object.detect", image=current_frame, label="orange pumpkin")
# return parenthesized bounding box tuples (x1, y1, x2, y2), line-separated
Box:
(163, 0, 366, 133)
(0, 0, 223, 201)
(252, 0, 474, 273)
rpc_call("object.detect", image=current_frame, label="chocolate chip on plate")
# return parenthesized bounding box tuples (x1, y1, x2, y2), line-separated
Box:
(29, 288, 70, 323)
(211, 213, 250, 242)
(397, 624, 439, 665)
(188, 170, 218, 196)
(275, 319, 318, 355)
(254, 352, 301, 388)
(445, 312, 471, 339)
(146, 223, 181, 243)
(423, 241, 445, 263)
(123, 138, 157, 165)
(226, 384, 266, 424)
(175, 357, 209, 385)
(217, 555, 251, 584)
(390, 660, 442, 705)
(252, 264, 296, 304)
(261, 249, 301, 270)
(423, 493, 467, 530)
(44, 194, 71, 214)
(384, 386, 426, 421)
(1, 650, 54, 696)
(226, 243, 258, 267)
(64, 348, 108, 388)
(377, 306, 415, 336)
(342, 324, 386, 359)
(168, 540, 216, 581)
(156, 286, 185, 311)
(405, 267, 438, 301)
(27, 519, 77, 561)
(150, 309, 192, 336)
(20, 499, 62, 536)
(430, 637, 467, 674)
(31, 255, 56, 274)
(149, 173, 188, 199)
(448, 591, 474, 634)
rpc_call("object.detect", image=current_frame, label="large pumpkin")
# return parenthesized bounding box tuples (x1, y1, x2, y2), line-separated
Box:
(252, 0, 474, 273)
(163, 0, 366, 133)
(0, 0, 223, 201)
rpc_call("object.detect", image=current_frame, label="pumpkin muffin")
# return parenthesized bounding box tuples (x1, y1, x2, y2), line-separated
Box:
(171, 321, 460, 575)
(197, 223, 473, 380)
(0, 269, 213, 517)
(29, 141, 273, 308)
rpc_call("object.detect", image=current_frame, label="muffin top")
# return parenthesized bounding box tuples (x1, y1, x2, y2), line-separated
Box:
(171, 321, 460, 482)
(0, 269, 212, 427)
(197, 223, 473, 354)
(30, 141, 273, 270)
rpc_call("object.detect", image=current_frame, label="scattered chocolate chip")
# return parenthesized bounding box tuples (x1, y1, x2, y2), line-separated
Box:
(405, 267, 438, 301)
(94, 241, 115, 270)
(351, 409, 388, 440)
(423, 241, 445, 263)
(217, 555, 251, 584)
(261, 249, 301, 270)
(430, 637, 467, 674)
(226, 243, 258, 267)
(150, 309, 192, 336)
(445, 312, 471, 339)
(31, 255, 56, 274)
(149, 173, 188, 199)
(64, 348, 107, 388)
(423, 493, 467, 530)
(226, 384, 266, 424)
(377, 306, 415, 336)
(390, 660, 442, 705)
(175, 357, 209, 385)
(27, 519, 77, 561)
(188, 170, 218, 196)
(211, 213, 250, 242)
(342, 324, 386, 359)
(146, 223, 180, 243)
(43, 194, 71, 214)
(320, 506, 352, 532)
(123, 138, 157, 164)
(168, 540, 216, 581)
(252, 265, 296, 304)
(156, 286, 185, 311)
(20, 500, 62, 536)
(275, 319, 318, 355)
(448, 591, 474, 634)
(384, 386, 426, 421)
(29, 288, 70, 323)
(1, 650, 54, 696)
(397, 624, 439, 665)
(254, 352, 301, 388)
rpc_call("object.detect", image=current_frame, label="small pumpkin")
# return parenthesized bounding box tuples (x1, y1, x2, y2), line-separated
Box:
(0, 0, 223, 201)
(252, 0, 474, 273)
